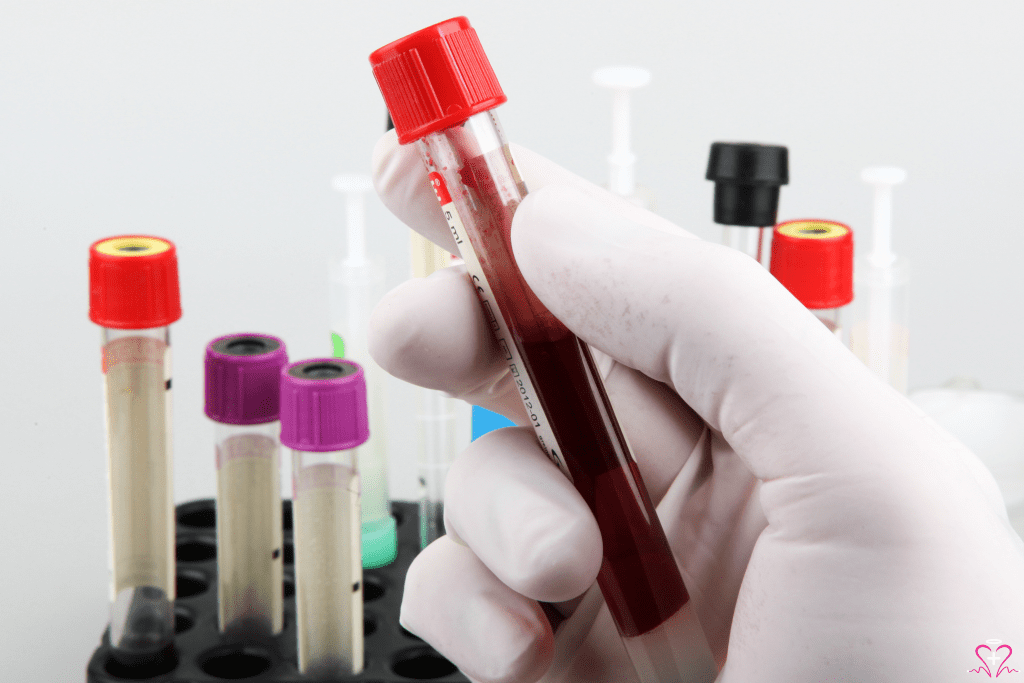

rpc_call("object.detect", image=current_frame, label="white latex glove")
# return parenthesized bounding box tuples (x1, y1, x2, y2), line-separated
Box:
(368, 129, 1024, 683)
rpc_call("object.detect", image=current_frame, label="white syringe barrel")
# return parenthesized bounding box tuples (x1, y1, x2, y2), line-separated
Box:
(329, 259, 395, 567)
(331, 173, 397, 568)
(90, 235, 181, 666)
(850, 167, 909, 393)
(850, 257, 910, 393)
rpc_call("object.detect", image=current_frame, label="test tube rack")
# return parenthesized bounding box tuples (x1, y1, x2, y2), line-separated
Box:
(87, 500, 468, 683)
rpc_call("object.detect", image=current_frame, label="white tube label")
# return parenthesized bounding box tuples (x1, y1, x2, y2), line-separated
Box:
(429, 172, 571, 482)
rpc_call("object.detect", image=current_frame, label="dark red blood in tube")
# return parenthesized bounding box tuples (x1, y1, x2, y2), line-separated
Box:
(460, 149, 687, 636)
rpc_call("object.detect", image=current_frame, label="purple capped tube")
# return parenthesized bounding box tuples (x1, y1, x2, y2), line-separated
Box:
(280, 359, 368, 676)
(205, 333, 288, 639)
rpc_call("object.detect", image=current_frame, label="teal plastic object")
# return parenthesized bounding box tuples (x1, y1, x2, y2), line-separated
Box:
(471, 406, 514, 441)
(362, 515, 398, 569)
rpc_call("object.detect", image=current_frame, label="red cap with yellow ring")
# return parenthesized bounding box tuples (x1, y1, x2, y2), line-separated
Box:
(769, 220, 854, 310)
(89, 235, 182, 329)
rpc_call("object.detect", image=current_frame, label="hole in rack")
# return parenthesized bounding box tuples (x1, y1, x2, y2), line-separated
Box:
(392, 507, 405, 527)
(363, 574, 385, 602)
(282, 500, 293, 532)
(104, 647, 178, 680)
(176, 539, 216, 562)
(174, 607, 195, 634)
(283, 541, 294, 565)
(200, 646, 273, 680)
(176, 569, 210, 598)
(283, 576, 295, 599)
(400, 625, 423, 642)
(364, 614, 378, 637)
(391, 647, 458, 680)
(177, 503, 216, 529)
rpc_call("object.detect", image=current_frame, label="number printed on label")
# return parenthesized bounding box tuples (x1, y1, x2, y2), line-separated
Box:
(428, 172, 570, 480)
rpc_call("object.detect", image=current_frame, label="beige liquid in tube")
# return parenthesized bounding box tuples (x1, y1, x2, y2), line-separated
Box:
(293, 458, 363, 675)
(103, 330, 175, 653)
(216, 430, 283, 638)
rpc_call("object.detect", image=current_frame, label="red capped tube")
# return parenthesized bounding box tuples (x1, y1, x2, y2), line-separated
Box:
(89, 235, 181, 672)
(770, 219, 854, 340)
(371, 18, 717, 683)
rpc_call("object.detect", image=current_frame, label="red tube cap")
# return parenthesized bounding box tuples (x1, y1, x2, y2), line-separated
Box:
(369, 17, 506, 145)
(89, 235, 182, 329)
(769, 220, 854, 309)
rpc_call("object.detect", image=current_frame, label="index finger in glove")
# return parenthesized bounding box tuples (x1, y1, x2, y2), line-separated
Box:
(371, 129, 692, 256)
(369, 132, 707, 502)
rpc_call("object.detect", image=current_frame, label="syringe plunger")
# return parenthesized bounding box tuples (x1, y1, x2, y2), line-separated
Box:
(593, 66, 651, 198)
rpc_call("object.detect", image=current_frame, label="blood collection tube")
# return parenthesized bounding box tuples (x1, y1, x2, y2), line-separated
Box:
(410, 232, 460, 548)
(371, 18, 717, 682)
(89, 235, 181, 669)
(769, 219, 855, 344)
(706, 142, 789, 267)
(280, 359, 367, 676)
(204, 333, 288, 639)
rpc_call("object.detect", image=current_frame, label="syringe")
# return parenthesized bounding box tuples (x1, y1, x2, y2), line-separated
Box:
(769, 220, 855, 344)
(410, 232, 460, 548)
(89, 235, 181, 671)
(330, 173, 397, 568)
(706, 142, 789, 266)
(280, 358, 368, 676)
(371, 18, 717, 682)
(593, 65, 654, 210)
(204, 333, 288, 639)
(850, 167, 909, 393)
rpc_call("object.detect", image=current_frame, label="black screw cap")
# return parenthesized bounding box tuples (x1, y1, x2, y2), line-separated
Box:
(706, 142, 789, 227)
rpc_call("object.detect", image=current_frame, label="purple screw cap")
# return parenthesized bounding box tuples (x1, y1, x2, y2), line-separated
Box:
(205, 333, 289, 425)
(279, 359, 369, 452)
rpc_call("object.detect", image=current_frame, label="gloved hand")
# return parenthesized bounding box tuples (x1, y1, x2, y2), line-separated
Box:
(368, 129, 1024, 683)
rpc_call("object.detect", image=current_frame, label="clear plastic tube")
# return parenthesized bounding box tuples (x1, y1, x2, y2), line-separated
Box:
(850, 167, 910, 393)
(722, 225, 772, 267)
(418, 110, 716, 682)
(102, 325, 175, 662)
(416, 382, 457, 548)
(330, 259, 395, 567)
(812, 307, 849, 346)
(850, 257, 910, 393)
(292, 447, 363, 676)
(410, 232, 460, 548)
(330, 176, 396, 568)
(215, 421, 283, 638)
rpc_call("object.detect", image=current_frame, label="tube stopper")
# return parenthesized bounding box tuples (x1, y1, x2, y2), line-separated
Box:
(769, 219, 854, 310)
(205, 334, 289, 425)
(706, 143, 789, 226)
(369, 16, 506, 145)
(280, 359, 369, 452)
(89, 235, 182, 329)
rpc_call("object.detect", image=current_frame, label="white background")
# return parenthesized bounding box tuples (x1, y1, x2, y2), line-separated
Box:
(2, 0, 1023, 679)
